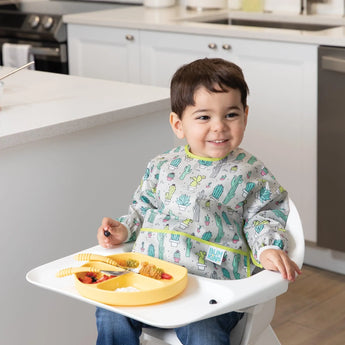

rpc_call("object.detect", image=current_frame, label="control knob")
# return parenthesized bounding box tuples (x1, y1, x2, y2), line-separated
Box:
(42, 16, 54, 30)
(28, 15, 40, 29)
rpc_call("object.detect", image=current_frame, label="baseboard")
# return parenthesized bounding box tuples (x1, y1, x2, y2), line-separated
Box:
(304, 241, 345, 275)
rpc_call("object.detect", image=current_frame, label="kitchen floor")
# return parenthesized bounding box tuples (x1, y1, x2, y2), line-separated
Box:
(272, 265, 345, 345)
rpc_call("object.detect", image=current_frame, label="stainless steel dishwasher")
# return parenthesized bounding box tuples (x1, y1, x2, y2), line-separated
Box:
(318, 46, 345, 252)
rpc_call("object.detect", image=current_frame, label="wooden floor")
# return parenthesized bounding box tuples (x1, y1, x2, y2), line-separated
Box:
(271, 265, 345, 345)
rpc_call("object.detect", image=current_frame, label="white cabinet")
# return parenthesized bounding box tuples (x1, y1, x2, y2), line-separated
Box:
(68, 24, 140, 83)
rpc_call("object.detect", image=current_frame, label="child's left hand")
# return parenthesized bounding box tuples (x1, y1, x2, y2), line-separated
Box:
(259, 249, 302, 282)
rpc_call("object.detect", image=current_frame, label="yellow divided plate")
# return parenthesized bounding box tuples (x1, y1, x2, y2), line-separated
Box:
(74, 253, 188, 306)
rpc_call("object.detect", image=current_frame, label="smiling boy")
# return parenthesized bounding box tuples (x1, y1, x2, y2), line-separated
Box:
(96, 58, 300, 345)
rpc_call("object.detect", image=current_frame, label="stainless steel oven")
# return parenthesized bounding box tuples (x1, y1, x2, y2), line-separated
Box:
(0, 0, 132, 74)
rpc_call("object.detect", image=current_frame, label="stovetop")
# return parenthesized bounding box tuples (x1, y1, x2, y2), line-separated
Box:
(0, 1, 131, 42)
(0, 0, 128, 15)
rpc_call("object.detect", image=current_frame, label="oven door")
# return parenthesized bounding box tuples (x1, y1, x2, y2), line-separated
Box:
(0, 38, 68, 74)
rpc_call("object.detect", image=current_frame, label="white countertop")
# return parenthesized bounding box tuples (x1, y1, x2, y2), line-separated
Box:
(63, 5, 345, 47)
(0, 68, 169, 150)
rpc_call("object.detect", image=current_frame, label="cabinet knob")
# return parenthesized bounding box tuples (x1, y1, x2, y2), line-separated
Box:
(222, 44, 232, 51)
(125, 34, 135, 41)
(208, 43, 217, 50)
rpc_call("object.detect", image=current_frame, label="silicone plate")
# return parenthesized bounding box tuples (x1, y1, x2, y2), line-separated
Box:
(74, 252, 188, 306)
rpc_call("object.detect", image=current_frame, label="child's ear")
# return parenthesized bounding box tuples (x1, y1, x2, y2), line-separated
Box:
(170, 112, 185, 139)
(244, 106, 249, 127)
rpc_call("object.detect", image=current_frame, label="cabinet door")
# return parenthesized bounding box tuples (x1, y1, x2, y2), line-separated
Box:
(140, 30, 235, 87)
(68, 24, 140, 83)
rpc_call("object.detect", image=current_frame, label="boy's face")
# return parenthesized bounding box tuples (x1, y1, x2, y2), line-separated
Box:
(170, 86, 248, 159)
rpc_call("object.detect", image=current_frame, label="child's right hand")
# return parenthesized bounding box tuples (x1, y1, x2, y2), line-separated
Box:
(97, 217, 128, 248)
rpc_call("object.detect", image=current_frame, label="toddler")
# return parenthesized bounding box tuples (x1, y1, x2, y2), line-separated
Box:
(96, 58, 301, 345)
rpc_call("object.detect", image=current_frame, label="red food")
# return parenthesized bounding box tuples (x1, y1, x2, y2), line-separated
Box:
(161, 273, 173, 280)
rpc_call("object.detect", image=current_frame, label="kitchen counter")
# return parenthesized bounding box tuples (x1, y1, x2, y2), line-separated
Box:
(0, 67, 169, 150)
(0, 69, 172, 345)
(63, 5, 345, 47)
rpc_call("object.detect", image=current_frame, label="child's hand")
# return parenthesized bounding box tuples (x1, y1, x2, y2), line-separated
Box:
(97, 217, 128, 249)
(259, 249, 302, 282)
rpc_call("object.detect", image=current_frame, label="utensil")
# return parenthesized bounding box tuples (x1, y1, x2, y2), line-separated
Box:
(0, 61, 35, 81)
(56, 266, 130, 278)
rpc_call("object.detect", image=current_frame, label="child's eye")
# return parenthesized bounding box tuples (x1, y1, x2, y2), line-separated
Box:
(226, 113, 239, 118)
(197, 115, 210, 120)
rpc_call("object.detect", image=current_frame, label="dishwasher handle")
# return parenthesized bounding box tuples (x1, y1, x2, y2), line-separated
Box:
(321, 55, 345, 74)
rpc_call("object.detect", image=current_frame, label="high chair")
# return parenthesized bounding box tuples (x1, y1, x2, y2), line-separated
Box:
(26, 199, 304, 345)
(140, 198, 305, 345)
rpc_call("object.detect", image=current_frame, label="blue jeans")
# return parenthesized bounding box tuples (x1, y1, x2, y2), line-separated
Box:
(96, 307, 243, 345)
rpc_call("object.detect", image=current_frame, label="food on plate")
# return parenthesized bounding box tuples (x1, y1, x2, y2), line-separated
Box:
(115, 258, 139, 268)
(114, 286, 139, 292)
(79, 272, 115, 284)
(139, 262, 173, 280)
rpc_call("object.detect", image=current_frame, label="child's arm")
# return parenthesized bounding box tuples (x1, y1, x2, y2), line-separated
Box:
(97, 217, 128, 249)
(259, 249, 301, 282)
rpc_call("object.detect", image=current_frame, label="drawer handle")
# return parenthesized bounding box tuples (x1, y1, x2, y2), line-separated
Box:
(125, 34, 135, 41)
(208, 43, 217, 50)
(222, 44, 231, 51)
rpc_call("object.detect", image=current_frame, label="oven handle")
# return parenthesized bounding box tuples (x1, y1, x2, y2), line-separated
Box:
(30, 46, 60, 57)
(321, 55, 345, 74)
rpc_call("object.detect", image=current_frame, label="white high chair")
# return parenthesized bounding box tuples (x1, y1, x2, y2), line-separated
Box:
(26, 199, 304, 345)
(140, 199, 305, 345)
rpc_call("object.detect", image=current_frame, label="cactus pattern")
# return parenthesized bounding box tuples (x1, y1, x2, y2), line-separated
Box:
(222, 267, 231, 279)
(259, 187, 271, 202)
(190, 175, 206, 188)
(254, 220, 269, 233)
(245, 182, 255, 194)
(186, 237, 192, 257)
(223, 175, 243, 204)
(158, 233, 165, 259)
(248, 156, 257, 165)
(148, 210, 157, 223)
(176, 194, 191, 208)
(179, 165, 192, 180)
(171, 233, 180, 243)
(221, 211, 231, 226)
(272, 209, 288, 222)
(170, 157, 181, 169)
(232, 254, 241, 279)
(197, 251, 207, 264)
(199, 160, 213, 167)
(273, 239, 284, 249)
(157, 159, 168, 170)
(140, 195, 151, 204)
(235, 153, 246, 162)
(143, 168, 150, 180)
(214, 212, 224, 243)
(202, 231, 212, 241)
(165, 184, 176, 201)
(212, 184, 224, 200)
(148, 244, 155, 257)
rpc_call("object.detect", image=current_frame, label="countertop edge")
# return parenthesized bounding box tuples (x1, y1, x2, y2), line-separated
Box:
(0, 98, 170, 151)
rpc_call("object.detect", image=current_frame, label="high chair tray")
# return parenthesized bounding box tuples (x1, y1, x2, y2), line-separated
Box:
(26, 244, 288, 328)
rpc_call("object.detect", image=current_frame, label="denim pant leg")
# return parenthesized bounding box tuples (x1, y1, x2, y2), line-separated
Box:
(175, 311, 243, 345)
(95, 307, 143, 345)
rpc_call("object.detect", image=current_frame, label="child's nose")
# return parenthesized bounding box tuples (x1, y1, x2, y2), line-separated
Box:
(212, 119, 227, 132)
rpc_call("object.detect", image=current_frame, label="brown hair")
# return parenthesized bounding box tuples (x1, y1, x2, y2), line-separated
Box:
(170, 58, 249, 118)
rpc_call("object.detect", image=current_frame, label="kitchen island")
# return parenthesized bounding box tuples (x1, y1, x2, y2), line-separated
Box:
(0, 68, 171, 345)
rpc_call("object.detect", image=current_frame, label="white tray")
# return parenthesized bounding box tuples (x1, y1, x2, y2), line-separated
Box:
(26, 244, 288, 328)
